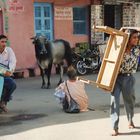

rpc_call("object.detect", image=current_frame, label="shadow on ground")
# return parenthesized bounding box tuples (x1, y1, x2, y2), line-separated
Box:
(0, 74, 140, 136)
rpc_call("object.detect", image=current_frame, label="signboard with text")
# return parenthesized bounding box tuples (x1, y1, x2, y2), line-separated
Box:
(7, 0, 24, 14)
(54, 7, 73, 20)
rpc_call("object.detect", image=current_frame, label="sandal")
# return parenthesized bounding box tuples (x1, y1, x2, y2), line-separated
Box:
(111, 129, 119, 136)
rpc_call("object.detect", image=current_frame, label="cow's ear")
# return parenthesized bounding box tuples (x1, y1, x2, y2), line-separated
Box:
(45, 38, 48, 44)
(30, 37, 36, 44)
(30, 37, 34, 40)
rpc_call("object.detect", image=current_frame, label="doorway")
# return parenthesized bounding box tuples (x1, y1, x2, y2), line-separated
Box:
(104, 5, 122, 39)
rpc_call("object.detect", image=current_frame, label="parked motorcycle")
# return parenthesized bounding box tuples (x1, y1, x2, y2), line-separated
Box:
(75, 41, 105, 75)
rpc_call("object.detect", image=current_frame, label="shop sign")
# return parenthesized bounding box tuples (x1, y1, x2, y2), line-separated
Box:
(55, 7, 73, 20)
(7, 0, 24, 14)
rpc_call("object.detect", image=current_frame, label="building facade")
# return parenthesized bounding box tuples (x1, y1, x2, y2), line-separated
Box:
(91, 0, 140, 41)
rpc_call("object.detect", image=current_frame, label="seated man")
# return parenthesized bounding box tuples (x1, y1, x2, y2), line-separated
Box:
(0, 35, 17, 113)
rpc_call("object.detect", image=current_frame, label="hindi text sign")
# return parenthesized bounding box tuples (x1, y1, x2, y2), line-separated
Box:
(7, 0, 24, 14)
(55, 7, 73, 20)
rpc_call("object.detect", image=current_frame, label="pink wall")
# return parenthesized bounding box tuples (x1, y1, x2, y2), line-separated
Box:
(5, 0, 91, 72)
(36, 0, 91, 47)
(54, 19, 89, 48)
(35, 0, 91, 5)
(54, 0, 90, 47)
(8, 0, 36, 70)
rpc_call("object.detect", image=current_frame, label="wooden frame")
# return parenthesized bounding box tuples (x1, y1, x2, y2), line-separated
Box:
(120, 27, 140, 32)
(94, 26, 129, 92)
(78, 26, 129, 92)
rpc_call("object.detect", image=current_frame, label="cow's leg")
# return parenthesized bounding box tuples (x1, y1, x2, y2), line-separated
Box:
(45, 63, 52, 89)
(58, 64, 63, 86)
(40, 68, 46, 89)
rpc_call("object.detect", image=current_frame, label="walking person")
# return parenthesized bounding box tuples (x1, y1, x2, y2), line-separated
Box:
(111, 29, 140, 136)
(0, 35, 17, 113)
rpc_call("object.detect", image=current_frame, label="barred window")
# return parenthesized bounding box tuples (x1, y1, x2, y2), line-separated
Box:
(73, 7, 88, 35)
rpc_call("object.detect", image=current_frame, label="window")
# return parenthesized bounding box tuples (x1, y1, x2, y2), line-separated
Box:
(73, 7, 88, 35)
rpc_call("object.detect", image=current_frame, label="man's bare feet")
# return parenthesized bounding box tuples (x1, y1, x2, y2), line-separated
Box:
(111, 129, 119, 136)
(129, 122, 135, 129)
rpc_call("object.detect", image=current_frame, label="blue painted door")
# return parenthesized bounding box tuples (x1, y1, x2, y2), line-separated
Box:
(34, 3, 53, 40)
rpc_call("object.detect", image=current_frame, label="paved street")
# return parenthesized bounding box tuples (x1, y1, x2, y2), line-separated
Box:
(0, 72, 140, 139)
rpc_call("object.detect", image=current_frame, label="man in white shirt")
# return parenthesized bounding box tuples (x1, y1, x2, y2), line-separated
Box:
(0, 35, 16, 113)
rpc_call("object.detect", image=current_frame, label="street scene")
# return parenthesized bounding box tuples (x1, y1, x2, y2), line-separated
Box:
(0, 73, 140, 139)
(0, 0, 140, 139)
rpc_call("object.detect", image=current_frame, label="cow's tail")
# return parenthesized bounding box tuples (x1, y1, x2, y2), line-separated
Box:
(62, 40, 72, 66)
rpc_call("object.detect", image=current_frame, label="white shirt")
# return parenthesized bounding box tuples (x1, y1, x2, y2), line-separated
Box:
(0, 47, 16, 72)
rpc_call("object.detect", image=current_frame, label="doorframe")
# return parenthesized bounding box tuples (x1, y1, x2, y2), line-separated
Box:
(104, 4, 122, 40)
